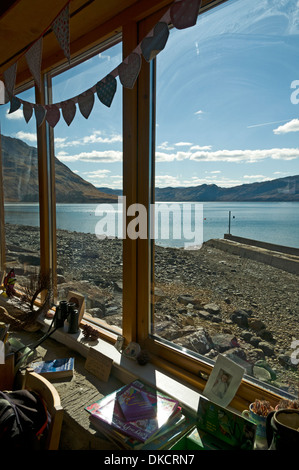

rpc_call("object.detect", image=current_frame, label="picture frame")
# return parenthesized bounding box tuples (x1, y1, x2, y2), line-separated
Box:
(203, 354, 245, 407)
(66, 290, 85, 325)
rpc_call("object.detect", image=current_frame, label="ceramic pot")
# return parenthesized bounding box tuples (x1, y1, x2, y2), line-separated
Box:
(266, 409, 299, 450)
(242, 403, 267, 439)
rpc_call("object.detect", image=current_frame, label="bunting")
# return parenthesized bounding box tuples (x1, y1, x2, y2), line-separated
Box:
(1, 0, 202, 128)
(25, 37, 43, 91)
(52, 4, 70, 62)
(61, 99, 76, 126)
(3, 62, 17, 97)
(78, 90, 95, 119)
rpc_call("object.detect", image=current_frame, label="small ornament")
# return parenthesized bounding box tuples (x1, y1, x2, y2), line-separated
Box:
(123, 341, 141, 359)
(137, 349, 150, 366)
(81, 324, 100, 341)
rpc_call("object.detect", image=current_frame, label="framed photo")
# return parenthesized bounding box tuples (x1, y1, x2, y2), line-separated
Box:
(66, 291, 85, 324)
(203, 354, 245, 407)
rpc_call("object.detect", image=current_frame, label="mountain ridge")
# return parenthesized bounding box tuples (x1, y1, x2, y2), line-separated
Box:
(1, 134, 298, 202)
(98, 174, 299, 202)
(1, 135, 117, 203)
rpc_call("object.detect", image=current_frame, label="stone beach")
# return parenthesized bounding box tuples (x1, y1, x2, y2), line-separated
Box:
(4, 223, 299, 397)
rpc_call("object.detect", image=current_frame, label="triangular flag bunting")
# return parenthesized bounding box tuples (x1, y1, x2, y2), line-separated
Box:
(34, 104, 46, 126)
(25, 37, 43, 90)
(9, 96, 21, 114)
(23, 102, 33, 123)
(52, 4, 70, 62)
(118, 52, 141, 89)
(170, 0, 202, 30)
(61, 99, 76, 125)
(4, 62, 17, 97)
(96, 75, 117, 108)
(141, 22, 169, 62)
(78, 90, 94, 119)
(45, 104, 60, 127)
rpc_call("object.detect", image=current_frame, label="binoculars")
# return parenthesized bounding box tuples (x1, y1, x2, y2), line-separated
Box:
(54, 300, 79, 334)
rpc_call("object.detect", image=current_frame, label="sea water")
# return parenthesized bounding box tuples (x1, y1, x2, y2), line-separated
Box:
(4, 201, 299, 249)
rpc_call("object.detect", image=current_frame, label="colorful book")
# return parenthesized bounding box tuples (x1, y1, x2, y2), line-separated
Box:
(117, 383, 156, 421)
(142, 413, 197, 450)
(196, 396, 256, 450)
(30, 357, 74, 378)
(85, 380, 179, 443)
(109, 407, 184, 450)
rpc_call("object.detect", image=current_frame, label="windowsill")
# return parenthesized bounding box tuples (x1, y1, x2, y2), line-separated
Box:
(39, 315, 202, 416)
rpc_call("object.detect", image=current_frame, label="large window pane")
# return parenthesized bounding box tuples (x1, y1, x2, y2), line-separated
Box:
(51, 42, 123, 331)
(0, 88, 40, 300)
(151, 0, 299, 398)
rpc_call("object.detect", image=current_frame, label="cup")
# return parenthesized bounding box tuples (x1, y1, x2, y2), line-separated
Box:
(266, 409, 299, 450)
(242, 403, 267, 438)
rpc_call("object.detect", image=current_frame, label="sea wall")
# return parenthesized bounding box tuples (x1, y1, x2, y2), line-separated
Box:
(210, 236, 299, 275)
(224, 234, 299, 257)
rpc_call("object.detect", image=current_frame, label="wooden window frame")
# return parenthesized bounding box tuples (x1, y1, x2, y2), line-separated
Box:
(126, 8, 291, 412)
(0, 0, 292, 412)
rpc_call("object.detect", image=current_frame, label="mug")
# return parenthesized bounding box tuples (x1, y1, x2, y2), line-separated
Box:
(242, 403, 267, 438)
(266, 409, 299, 450)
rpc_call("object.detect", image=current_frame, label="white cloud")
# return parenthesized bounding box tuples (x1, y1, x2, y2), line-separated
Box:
(155, 175, 182, 187)
(55, 137, 67, 146)
(189, 148, 299, 163)
(6, 108, 23, 120)
(175, 142, 193, 147)
(190, 145, 212, 151)
(57, 150, 122, 163)
(53, 131, 122, 149)
(155, 174, 246, 188)
(82, 131, 122, 144)
(273, 119, 299, 134)
(99, 52, 111, 61)
(55, 138, 82, 148)
(243, 174, 270, 181)
(57, 151, 68, 157)
(156, 147, 299, 164)
(83, 169, 111, 179)
(14, 131, 36, 142)
(157, 141, 175, 151)
(194, 110, 203, 115)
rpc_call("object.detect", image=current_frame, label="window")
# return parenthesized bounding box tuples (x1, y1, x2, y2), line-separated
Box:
(0, 87, 41, 299)
(1, 0, 297, 409)
(147, 0, 299, 400)
(49, 41, 123, 333)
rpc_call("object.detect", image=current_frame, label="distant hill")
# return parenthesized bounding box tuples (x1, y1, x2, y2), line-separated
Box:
(99, 175, 299, 202)
(2, 134, 298, 203)
(1, 135, 117, 203)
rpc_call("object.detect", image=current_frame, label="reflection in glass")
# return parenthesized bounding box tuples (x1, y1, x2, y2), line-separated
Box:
(51, 43, 123, 330)
(0, 88, 40, 295)
(151, 0, 299, 398)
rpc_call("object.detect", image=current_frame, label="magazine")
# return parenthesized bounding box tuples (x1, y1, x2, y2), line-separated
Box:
(117, 383, 157, 421)
(85, 380, 179, 443)
(30, 357, 74, 378)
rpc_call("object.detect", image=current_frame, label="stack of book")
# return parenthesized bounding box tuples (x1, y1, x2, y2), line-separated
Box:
(85, 380, 195, 450)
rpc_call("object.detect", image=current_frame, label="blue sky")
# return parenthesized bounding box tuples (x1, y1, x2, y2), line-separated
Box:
(1, 0, 299, 190)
